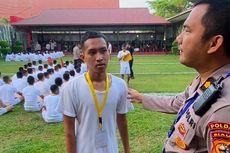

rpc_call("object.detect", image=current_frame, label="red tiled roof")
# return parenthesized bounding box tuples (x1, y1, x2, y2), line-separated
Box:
(12, 8, 170, 26)
(0, 0, 119, 19)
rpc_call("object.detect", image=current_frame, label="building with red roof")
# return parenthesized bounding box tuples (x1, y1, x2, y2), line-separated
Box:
(1, 0, 173, 52)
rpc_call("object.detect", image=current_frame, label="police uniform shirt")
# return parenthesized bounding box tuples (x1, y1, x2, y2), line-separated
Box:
(142, 63, 230, 152)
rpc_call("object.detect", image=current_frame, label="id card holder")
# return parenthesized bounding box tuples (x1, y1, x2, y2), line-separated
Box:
(95, 129, 108, 148)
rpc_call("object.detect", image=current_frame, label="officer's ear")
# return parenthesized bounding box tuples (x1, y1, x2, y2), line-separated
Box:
(207, 35, 224, 54)
(80, 52, 85, 62)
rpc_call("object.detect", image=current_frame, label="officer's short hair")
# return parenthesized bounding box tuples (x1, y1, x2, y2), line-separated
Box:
(194, 0, 230, 56)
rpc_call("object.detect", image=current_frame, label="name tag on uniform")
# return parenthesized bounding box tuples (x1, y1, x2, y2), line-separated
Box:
(95, 129, 108, 148)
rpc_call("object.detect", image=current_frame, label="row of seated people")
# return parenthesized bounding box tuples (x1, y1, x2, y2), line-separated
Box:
(0, 60, 88, 123)
(5, 51, 64, 62)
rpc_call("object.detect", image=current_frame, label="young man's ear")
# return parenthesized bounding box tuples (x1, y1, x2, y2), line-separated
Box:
(207, 35, 224, 54)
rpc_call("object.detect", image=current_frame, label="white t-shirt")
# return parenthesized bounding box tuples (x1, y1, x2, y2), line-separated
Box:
(0, 79, 4, 86)
(22, 85, 42, 111)
(34, 81, 50, 96)
(12, 78, 27, 93)
(73, 46, 81, 60)
(42, 95, 63, 123)
(117, 50, 130, 74)
(57, 74, 129, 153)
(0, 84, 19, 105)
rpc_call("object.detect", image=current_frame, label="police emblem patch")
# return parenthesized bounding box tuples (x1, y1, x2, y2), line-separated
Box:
(212, 139, 230, 153)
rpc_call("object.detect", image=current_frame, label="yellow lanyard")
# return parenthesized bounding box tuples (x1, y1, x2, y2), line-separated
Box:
(86, 71, 109, 129)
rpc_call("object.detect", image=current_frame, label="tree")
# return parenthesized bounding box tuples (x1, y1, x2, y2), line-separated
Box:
(147, 0, 196, 18)
(0, 40, 12, 57)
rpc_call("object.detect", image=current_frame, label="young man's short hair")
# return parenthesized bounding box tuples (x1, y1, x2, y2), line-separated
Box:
(81, 31, 108, 49)
(50, 84, 59, 94)
(16, 72, 23, 78)
(27, 76, 35, 85)
(37, 73, 44, 81)
(55, 77, 63, 87)
(3, 75, 10, 83)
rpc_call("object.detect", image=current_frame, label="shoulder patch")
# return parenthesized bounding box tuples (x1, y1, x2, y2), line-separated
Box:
(211, 132, 230, 140)
(209, 122, 230, 132)
(212, 139, 230, 153)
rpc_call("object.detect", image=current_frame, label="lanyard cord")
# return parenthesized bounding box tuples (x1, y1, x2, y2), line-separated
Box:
(86, 71, 109, 129)
(168, 93, 199, 138)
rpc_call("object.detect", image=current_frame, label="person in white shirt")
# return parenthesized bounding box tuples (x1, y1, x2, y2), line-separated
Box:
(22, 76, 43, 112)
(46, 43, 51, 51)
(11, 67, 24, 81)
(57, 31, 130, 153)
(62, 72, 70, 89)
(108, 42, 112, 60)
(0, 98, 13, 116)
(12, 71, 27, 94)
(35, 41, 41, 52)
(73, 43, 82, 67)
(0, 79, 4, 86)
(34, 73, 50, 97)
(0, 76, 23, 105)
(54, 77, 63, 93)
(69, 70, 76, 80)
(42, 84, 63, 123)
(117, 43, 131, 84)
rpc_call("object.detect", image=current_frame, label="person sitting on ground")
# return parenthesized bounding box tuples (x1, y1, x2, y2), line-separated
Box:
(0, 98, 13, 116)
(69, 70, 76, 80)
(42, 84, 63, 123)
(62, 73, 70, 88)
(34, 73, 50, 97)
(22, 76, 44, 112)
(55, 77, 63, 93)
(0, 75, 23, 105)
(12, 71, 27, 94)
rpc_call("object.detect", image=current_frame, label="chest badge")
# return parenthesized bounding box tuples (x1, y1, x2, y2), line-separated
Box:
(178, 123, 187, 136)
(175, 136, 188, 150)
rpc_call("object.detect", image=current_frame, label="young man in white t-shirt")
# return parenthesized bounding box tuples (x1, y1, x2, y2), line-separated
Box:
(117, 43, 131, 84)
(12, 71, 27, 94)
(42, 84, 63, 123)
(0, 76, 23, 105)
(22, 76, 43, 112)
(57, 31, 130, 153)
(34, 73, 50, 97)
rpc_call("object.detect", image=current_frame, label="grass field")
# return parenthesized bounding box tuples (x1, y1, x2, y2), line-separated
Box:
(0, 55, 197, 153)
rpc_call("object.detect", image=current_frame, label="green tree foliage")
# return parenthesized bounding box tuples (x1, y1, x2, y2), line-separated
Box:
(12, 41, 23, 53)
(171, 40, 179, 54)
(0, 40, 11, 56)
(147, 0, 196, 18)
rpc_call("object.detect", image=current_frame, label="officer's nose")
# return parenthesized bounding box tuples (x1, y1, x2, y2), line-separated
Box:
(176, 33, 182, 45)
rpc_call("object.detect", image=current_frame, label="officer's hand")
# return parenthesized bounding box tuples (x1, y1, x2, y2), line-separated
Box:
(128, 88, 144, 103)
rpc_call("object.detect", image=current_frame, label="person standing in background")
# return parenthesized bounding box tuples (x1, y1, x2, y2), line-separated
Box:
(126, 42, 134, 79)
(108, 42, 112, 60)
(73, 43, 82, 67)
(117, 43, 131, 84)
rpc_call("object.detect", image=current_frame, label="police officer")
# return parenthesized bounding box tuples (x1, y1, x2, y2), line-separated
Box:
(128, 0, 230, 152)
